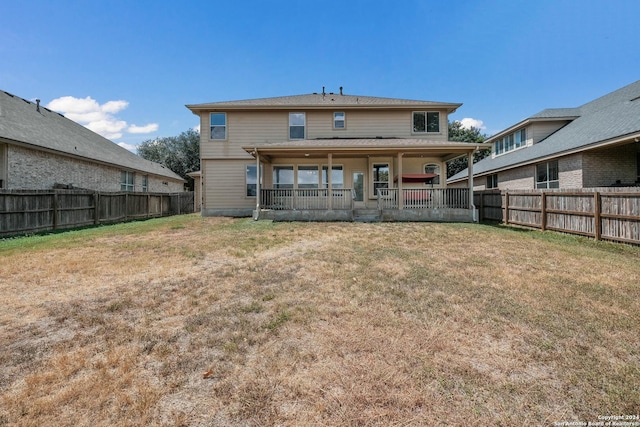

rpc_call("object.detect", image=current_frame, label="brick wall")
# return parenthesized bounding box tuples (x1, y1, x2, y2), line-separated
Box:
(7, 145, 184, 192)
(582, 145, 637, 187)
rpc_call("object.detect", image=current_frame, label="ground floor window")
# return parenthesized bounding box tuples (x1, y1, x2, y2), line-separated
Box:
(322, 165, 344, 188)
(372, 163, 389, 196)
(536, 161, 559, 189)
(121, 171, 135, 191)
(141, 175, 148, 192)
(246, 165, 263, 196)
(273, 166, 294, 189)
(486, 174, 498, 189)
(297, 165, 319, 189)
(424, 163, 441, 185)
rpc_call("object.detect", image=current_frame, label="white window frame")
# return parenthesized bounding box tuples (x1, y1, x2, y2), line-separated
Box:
(333, 112, 346, 130)
(121, 171, 135, 192)
(289, 112, 305, 140)
(536, 160, 559, 189)
(494, 128, 527, 156)
(412, 111, 440, 134)
(141, 175, 148, 192)
(486, 174, 498, 189)
(210, 112, 227, 140)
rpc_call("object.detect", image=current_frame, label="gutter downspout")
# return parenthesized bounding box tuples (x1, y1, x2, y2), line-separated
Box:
(253, 148, 260, 221)
(469, 148, 477, 222)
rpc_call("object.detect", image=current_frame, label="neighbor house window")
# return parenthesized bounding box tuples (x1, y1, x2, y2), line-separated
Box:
(210, 113, 226, 140)
(413, 111, 440, 133)
(297, 165, 319, 189)
(141, 175, 148, 192)
(273, 166, 294, 189)
(486, 174, 498, 189)
(289, 112, 305, 139)
(322, 165, 344, 188)
(494, 128, 527, 155)
(372, 163, 390, 196)
(536, 160, 559, 189)
(424, 163, 441, 185)
(121, 171, 135, 192)
(333, 112, 345, 129)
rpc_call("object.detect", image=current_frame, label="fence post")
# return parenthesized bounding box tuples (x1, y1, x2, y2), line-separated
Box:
(540, 192, 547, 231)
(594, 191, 601, 241)
(503, 190, 509, 225)
(52, 191, 59, 230)
(94, 192, 100, 225)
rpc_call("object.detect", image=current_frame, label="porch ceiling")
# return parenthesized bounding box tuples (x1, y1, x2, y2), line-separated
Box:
(243, 138, 491, 160)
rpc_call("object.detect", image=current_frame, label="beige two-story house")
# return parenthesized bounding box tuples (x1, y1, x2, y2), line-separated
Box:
(187, 88, 488, 222)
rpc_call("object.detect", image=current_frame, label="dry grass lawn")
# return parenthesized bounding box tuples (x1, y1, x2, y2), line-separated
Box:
(1, 215, 639, 426)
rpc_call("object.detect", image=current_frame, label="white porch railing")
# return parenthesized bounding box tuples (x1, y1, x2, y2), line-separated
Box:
(260, 188, 353, 210)
(377, 188, 470, 210)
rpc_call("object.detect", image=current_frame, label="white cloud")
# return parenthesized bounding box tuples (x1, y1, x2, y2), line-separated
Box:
(193, 124, 201, 133)
(128, 123, 159, 134)
(45, 95, 157, 141)
(117, 142, 138, 152)
(460, 117, 486, 130)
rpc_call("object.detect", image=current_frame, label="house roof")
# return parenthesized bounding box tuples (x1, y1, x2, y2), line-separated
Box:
(0, 89, 184, 182)
(187, 92, 462, 113)
(448, 80, 640, 182)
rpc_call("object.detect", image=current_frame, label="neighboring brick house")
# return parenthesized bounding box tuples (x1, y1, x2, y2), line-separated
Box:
(187, 88, 489, 222)
(448, 81, 640, 190)
(0, 89, 185, 192)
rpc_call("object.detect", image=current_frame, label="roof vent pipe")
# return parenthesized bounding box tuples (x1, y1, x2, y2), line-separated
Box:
(36, 99, 40, 112)
(340, 86, 343, 95)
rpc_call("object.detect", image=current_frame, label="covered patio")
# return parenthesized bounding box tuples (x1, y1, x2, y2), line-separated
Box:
(244, 139, 489, 222)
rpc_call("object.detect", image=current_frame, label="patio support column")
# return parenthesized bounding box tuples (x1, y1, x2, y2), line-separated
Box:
(468, 150, 475, 220)
(328, 153, 333, 210)
(398, 152, 403, 209)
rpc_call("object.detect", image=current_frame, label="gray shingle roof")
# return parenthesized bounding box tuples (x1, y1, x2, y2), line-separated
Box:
(0, 90, 183, 181)
(449, 80, 640, 181)
(187, 93, 461, 112)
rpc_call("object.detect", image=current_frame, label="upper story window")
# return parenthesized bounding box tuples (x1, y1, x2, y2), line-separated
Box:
(289, 112, 305, 139)
(333, 112, 345, 129)
(494, 128, 527, 155)
(536, 160, 559, 189)
(413, 111, 440, 133)
(424, 163, 441, 185)
(121, 171, 135, 192)
(210, 113, 227, 140)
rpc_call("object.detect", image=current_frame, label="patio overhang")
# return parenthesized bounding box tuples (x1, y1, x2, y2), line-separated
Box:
(243, 138, 491, 161)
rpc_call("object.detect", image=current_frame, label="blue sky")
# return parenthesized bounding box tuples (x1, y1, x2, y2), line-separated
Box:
(2, 0, 639, 151)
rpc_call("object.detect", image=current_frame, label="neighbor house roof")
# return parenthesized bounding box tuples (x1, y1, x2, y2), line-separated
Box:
(0, 89, 184, 181)
(187, 92, 462, 113)
(449, 80, 640, 182)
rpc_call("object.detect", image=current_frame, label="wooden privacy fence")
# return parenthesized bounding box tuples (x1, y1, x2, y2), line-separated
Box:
(0, 190, 194, 238)
(475, 188, 640, 245)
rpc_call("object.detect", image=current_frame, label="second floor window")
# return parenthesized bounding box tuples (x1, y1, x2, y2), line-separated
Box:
(210, 113, 226, 140)
(289, 112, 305, 139)
(413, 111, 440, 133)
(333, 112, 345, 129)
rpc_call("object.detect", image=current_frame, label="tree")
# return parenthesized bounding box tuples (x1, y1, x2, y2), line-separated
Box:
(138, 129, 200, 190)
(446, 121, 491, 178)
